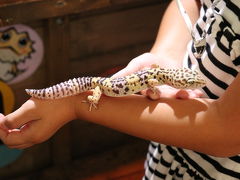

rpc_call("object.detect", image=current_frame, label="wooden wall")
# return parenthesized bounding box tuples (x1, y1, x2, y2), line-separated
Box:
(0, 0, 169, 179)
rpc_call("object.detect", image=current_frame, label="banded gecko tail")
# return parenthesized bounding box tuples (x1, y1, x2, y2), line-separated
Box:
(26, 77, 100, 99)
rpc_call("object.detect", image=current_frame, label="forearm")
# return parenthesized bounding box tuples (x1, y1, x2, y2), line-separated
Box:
(73, 93, 238, 157)
(151, 0, 200, 67)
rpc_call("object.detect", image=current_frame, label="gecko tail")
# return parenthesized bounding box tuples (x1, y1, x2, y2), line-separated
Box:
(25, 89, 35, 97)
(25, 77, 97, 99)
(25, 88, 50, 99)
(25, 88, 60, 99)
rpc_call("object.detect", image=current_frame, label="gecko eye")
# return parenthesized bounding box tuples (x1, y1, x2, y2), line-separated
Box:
(0, 32, 11, 42)
(18, 37, 28, 47)
(187, 79, 195, 85)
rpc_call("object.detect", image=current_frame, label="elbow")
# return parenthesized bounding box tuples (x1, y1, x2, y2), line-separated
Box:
(205, 130, 240, 158)
(205, 124, 240, 157)
(205, 102, 240, 157)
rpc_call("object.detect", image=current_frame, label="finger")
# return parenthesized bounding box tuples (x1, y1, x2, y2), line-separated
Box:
(1, 120, 37, 147)
(0, 126, 7, 142)
(2, 101, 39, 129)
(192, 89, 204, 97)
(188, 90, 204, 98)
(3, 108, 30, 129)
(176, 89, 190, 99)
(146, 85, 177, 99)
(112, 63, 142, 78)
(7, 143, 33, 150)
(140, 89, 147, 96)
(142, 85, 175, 99)
(176, 89, 204, 99)
(146, 89, 162, 100)
(112, 53, 155, 78)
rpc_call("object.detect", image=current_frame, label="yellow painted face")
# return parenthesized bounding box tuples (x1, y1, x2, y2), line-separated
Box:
(0, 28, 34, 57)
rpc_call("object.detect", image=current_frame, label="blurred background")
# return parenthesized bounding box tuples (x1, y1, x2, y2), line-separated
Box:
(0, 0, 169, 179)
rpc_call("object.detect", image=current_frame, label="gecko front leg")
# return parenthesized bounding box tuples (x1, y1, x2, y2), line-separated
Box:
(82, 86, 102, 111)
(147, 79, 160, 94)
(147, 64, 161, 94)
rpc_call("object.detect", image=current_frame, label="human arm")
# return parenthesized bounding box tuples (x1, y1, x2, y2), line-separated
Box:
(1, 83, 240, 157)
(114, 0, 200, 75)
(3, 0, 240, 157)
(114, 0, 202, 99)
(0, 0, 203, 148)
(0, 97, 76, 149)
(74, 75, 240, 157)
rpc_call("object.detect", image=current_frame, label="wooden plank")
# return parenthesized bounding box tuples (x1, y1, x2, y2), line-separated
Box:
(69, 4, 166, 61)
(9, 140, 148, 179)
(0, 0, 164, 27)
(70, 120, 145, 158)
(0, 0, 109, 26)
(82, 159, 145, 180)
(0, 0, 164, 8)
(45, 17, 72, 165)
(0, 0, 42, 7)
(68, 3, 168, 77)
(69, 43, 152, 77)
(45, 17, 70, 83)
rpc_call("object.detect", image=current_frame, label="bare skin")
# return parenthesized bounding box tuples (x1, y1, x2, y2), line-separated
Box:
(0, 0, 240, 157)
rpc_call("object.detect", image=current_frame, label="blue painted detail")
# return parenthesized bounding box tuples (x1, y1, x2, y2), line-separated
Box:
(0, 145, 22, 168)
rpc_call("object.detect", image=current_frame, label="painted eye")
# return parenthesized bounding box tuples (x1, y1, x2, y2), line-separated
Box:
(18, 37, 28, 47)
(0, 32, 11, 42)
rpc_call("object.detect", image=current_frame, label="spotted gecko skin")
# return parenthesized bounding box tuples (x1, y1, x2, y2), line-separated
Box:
(26, 67, 206, 111)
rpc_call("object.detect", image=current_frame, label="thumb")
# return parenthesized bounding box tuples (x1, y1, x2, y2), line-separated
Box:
(111, 63, 142, 78)
(143, 88, 162, 100)
(112, 53, 153, 78)
(176, 89, 204, 99)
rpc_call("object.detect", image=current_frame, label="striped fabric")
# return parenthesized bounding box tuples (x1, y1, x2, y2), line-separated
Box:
(144, 0, 240, 179)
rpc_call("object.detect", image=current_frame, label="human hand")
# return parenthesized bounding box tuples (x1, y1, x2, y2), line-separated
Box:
(0, 97, 76, 149)
(113, 53, 203, 99)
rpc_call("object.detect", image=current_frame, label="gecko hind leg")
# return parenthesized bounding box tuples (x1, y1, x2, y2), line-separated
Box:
(82, 86, 102, 111)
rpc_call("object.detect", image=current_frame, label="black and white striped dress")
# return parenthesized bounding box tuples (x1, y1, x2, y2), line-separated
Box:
(144, 0, 240, 179)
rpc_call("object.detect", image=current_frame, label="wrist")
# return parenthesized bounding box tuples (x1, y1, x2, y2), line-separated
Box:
(72, 92, 90, 120)
(59, 95, 79, 123)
